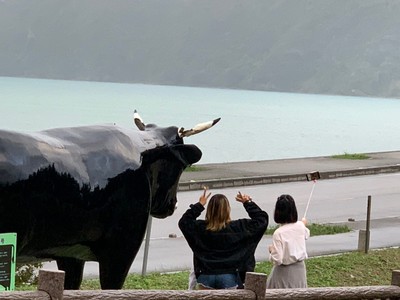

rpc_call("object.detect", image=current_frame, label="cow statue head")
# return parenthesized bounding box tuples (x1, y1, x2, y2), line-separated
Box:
(133, 110, 220, 218)
(0, 111, 220, 289)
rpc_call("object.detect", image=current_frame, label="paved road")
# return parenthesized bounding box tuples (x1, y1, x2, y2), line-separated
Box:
(150, 172, 400, 239)
(43, 151, 400, 277)
(129, 172, 400, 276)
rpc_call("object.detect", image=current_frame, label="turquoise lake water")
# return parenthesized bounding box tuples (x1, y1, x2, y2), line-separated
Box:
(1, 76, 400, 164)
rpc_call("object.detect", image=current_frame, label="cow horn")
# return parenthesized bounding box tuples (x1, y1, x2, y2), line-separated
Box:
(133, 110, 146, 131)
(179, 118, 221, 137)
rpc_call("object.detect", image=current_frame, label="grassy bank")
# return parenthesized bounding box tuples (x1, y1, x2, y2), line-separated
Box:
(266, 223, 351, 236)
(184, 165, 205, 172)
(16, 248, 399, 290)
(331, 152, 370, 160)
(256, 248, 400, 287)
(74, 248, 400, 290)
(15, 223, 354, 291)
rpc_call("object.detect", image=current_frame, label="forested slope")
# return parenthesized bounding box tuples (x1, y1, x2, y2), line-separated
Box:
(1, 0, 400, 98)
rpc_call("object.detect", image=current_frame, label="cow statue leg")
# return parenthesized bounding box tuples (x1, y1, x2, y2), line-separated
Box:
(98, 253, 136, 289)
(56, 257, 85, 289)
(93, 169, 151, 289)
(96, 220, 148, 289)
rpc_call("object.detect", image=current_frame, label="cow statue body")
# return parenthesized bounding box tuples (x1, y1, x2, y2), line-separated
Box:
(0, 111, 220, 289)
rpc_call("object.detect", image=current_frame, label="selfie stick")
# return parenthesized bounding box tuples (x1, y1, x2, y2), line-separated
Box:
(303, 179, 317, 219)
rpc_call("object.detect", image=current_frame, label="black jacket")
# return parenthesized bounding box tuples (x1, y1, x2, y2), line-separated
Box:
(179, 201, 269, 277)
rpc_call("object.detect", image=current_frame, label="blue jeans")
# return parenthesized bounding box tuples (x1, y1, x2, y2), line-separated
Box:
(197, 273, 238, 289)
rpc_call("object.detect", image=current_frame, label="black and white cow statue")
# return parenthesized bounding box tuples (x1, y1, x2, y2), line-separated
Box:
(0, 110, 220, 289)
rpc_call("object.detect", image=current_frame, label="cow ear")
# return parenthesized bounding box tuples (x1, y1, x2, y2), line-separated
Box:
(133, 110, 146, 131)
(175, 144, 202, 165)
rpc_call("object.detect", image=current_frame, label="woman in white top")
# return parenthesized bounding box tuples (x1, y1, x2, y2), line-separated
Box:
(267, 194, 310, 289)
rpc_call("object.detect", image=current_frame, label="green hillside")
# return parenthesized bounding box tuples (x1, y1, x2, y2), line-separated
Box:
(1, 0, 400, 98)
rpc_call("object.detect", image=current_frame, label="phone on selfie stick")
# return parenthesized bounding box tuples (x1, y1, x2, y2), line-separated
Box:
(306, 171, 321, 182)
(304, 171, 321, 219)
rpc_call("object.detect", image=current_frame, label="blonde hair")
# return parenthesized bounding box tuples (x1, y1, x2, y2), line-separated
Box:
(205, 194, 231, 231)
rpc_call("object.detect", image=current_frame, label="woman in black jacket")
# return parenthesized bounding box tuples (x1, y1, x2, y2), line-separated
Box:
(179, 187, 269, 289)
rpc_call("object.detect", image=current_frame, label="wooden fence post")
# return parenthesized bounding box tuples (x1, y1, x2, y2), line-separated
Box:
(38, 269, 65, 300)
(244, 272, 267, 300)
(358, 195, 371, 253)
(357, 229, 367, 252)
(392, 270, 400, 286)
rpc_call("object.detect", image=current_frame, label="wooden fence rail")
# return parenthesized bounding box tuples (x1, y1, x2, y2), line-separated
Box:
(264, 285, 400, 300)
(0, 269, 399, 300)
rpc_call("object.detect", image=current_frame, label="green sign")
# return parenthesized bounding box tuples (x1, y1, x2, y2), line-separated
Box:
(0, 233, 17, 291)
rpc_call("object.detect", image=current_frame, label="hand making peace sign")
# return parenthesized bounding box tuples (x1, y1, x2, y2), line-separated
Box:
(199, 186, 212, 206)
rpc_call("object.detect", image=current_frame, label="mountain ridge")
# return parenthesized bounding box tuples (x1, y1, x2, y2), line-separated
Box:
(1, 0, 400, 98)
